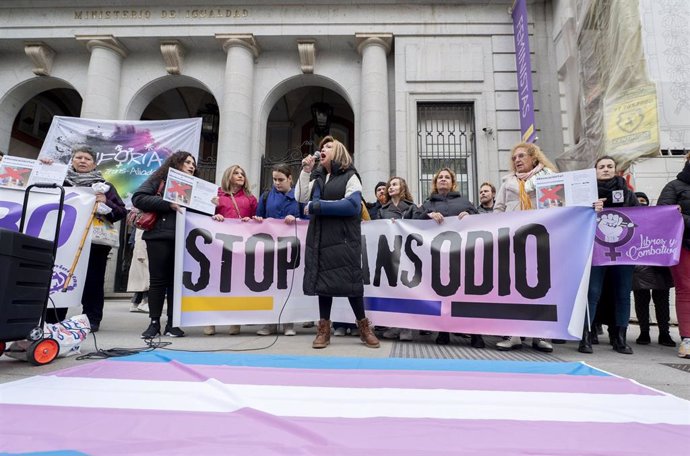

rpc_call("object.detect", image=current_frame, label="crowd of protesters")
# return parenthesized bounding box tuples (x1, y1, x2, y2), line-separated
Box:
(40, 140, 690, 360)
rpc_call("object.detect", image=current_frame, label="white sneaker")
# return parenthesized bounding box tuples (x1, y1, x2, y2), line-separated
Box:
(257, 324, 276, 336)
(129, 304, 141, 312)
(228, 325, 241, 335)
(679, 338, 690, 359)
(496, 336, 522, 351)
(382, 328, 401, 339)
(333, 327, 347, 337)
(399, 329, 413, 341)
(137, 302, 149, 313)
(203, 325, 216, 336)
(283, 323, 296, 336)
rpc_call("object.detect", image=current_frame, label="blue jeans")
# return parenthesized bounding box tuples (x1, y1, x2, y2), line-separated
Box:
(587, 266, 634, 327)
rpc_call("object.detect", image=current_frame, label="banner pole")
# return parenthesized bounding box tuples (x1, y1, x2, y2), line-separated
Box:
(61, 201, 98, 292)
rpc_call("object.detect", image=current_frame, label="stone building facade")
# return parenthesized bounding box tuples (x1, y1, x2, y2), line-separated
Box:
(1, 0, 570, 292)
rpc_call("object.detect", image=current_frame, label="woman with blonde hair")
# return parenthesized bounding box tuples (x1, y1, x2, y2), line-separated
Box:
(296, 136, 380, 349)
(204, 164, 257, 336)
(494, 142, 557, 352)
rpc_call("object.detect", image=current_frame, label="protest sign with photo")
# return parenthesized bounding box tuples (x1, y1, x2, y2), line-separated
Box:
(535, 169, 598, 209)
(164, 168, 217, 215)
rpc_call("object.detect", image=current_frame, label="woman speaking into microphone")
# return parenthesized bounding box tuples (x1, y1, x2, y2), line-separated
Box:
(295, 136, 380, 349)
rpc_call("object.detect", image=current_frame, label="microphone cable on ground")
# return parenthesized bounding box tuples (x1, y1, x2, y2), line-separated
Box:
(77, 217, 301, 358)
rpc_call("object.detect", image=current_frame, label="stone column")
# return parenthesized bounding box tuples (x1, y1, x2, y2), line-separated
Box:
(356, 33, 392, 200)
(76, 35, 128, 119)
(215, 34, 260, 185)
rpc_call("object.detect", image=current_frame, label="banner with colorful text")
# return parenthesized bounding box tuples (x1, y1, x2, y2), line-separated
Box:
(175, 207, 597, 340)
(38, 116, 201, 206)
(0, 187, 96, 308)
(592, 206, 683, 266)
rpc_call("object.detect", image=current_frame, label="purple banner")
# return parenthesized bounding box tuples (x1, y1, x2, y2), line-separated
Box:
(512, 0, 537, 143)
(592, 206, 683, 266)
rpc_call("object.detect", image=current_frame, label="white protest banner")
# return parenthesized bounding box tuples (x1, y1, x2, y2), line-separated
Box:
(38, 116, 201, 206)
(174, 207, 597, 340)
(535, 168, 598, 209)
(0, 187, 96, 308)
(164, 168, 217, 215)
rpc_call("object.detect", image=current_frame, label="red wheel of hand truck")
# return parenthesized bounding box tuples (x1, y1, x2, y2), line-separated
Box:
(27, 339, 59, 366)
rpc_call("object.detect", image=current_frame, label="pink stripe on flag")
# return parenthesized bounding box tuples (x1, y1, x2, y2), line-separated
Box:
(52, 360, 661, 396)
(0, 404, 687, 456)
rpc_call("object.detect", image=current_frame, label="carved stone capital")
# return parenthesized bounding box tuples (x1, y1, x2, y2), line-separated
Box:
(24, 41, 56, 76)
(297, 40, 316, 74)
(355, 33, 393, 56)
(160, 40, 185, 75)
(215, 34, 260, 60)
(75, 35, 128, 58)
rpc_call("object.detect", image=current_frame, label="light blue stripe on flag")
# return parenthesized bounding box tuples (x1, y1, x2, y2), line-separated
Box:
(113, 352, 610, 376)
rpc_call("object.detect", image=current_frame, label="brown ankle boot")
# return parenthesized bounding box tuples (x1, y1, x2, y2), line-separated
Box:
(312, 319, 331, 349)
(356, 318, 380, 348)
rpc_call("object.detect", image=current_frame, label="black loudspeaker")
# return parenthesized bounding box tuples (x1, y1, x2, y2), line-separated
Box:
(0, 229, 55, 341)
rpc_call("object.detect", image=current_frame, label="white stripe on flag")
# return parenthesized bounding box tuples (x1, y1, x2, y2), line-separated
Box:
(2, 375, 689, 425)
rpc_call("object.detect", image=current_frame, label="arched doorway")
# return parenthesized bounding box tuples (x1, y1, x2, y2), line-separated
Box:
(139, 86, 219, 182)
(262, 87, 354, 192)
(8, 88, 82, 157)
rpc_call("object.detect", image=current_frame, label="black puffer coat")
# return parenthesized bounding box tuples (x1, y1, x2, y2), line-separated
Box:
(304, 163, 363, 297)
(377, 199, 416, 220)
(413, 191, 477, 218)
(132, 177, 177, 241)
(657, 161, 690, 250)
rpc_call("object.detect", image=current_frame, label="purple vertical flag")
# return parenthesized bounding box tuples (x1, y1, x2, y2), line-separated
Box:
(512, 0, 537, 143)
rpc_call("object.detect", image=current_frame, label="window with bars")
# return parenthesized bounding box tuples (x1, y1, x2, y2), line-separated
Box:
(416, 102, 477, 203)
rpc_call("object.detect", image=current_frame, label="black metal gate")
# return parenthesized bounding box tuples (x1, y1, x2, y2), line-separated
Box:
(417, 102, 477, 202)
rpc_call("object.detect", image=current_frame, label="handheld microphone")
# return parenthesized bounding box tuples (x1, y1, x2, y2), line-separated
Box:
(312, 150, 321, 161)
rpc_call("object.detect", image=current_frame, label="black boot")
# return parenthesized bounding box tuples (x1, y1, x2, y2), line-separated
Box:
(607, 326, 616, 346)
(591, 331, 599, 345)
(613, 326, 633, 354)
(435, 331, 450, 345)
(470, 334, 485, 349)
(141, 319, 161, 339)
(578, 326, 593, 354)
(658, 332, 676, 347)
(636, 330, 651, 345)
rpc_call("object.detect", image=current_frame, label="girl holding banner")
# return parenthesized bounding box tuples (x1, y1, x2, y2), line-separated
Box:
(296, 136, 380, 349)
(204, 164, 257, 336)
(494, 142, 557, 353)
(254, 163, 304, 337)
(379, 176, 418, 342)
(133, 151, 197, 339)
(658, 151, 690, 359)
(579, 156, 639, 355)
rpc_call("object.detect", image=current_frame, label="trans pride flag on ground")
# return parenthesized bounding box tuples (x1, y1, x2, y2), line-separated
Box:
(0, 353, 688, 455)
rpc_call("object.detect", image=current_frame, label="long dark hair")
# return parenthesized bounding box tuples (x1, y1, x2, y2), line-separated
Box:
(150, 151, 198, 182)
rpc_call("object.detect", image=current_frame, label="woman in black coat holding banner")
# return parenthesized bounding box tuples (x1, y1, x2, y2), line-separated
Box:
(579, 156, 639, 354)
(132, 151, 197, 339)
(414, 167, 480, 347)
(296, 136, 379, 350)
